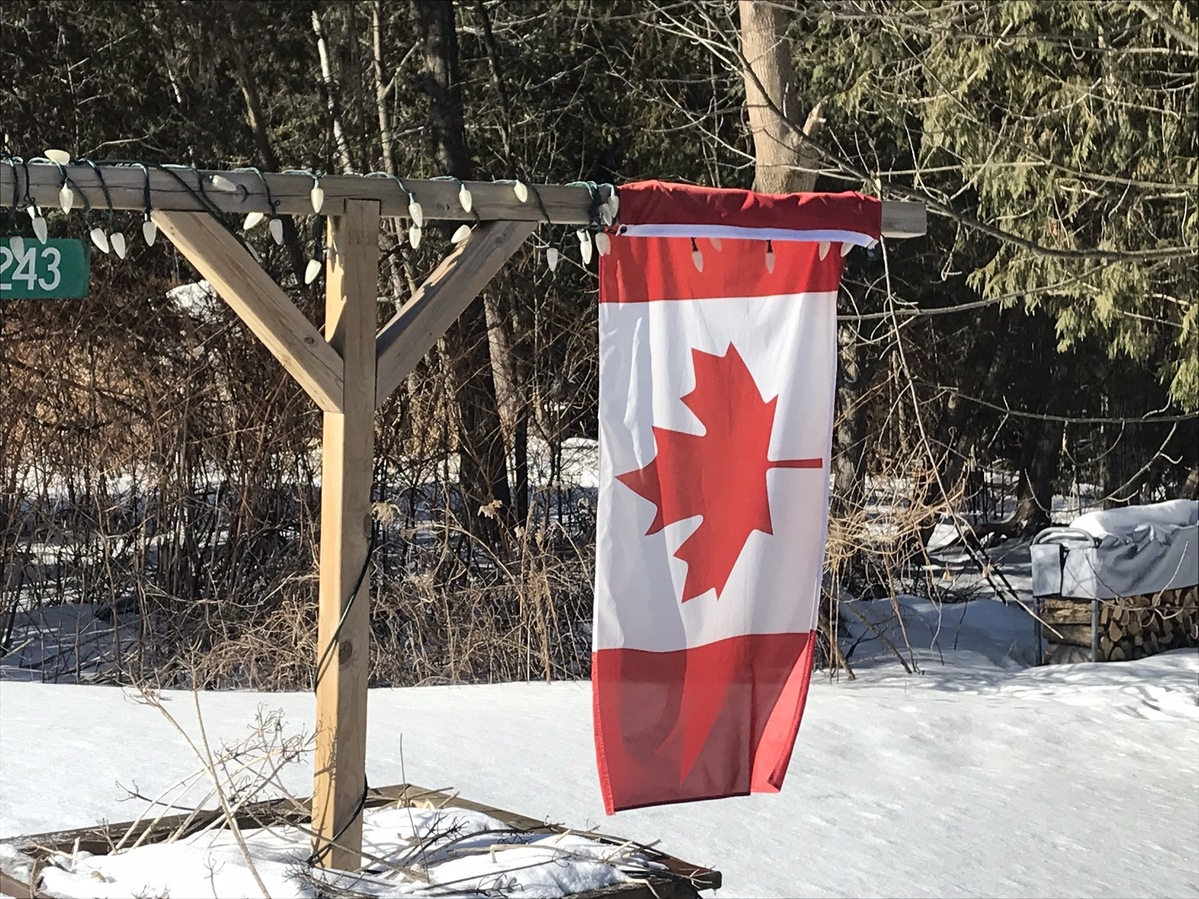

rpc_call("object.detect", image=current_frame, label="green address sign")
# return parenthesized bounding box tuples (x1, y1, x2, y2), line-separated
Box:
(0, 238, 90, 299)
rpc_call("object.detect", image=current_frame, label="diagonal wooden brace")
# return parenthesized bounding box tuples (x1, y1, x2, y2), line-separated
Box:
(154, 210, 346, 413)
(374, 220, 537, 407)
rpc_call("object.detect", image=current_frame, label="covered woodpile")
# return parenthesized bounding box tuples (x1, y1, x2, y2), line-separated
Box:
(1041, 585, 1199, 664)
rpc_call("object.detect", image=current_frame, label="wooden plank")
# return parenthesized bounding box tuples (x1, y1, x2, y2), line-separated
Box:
(0, 867, 34, 899)
(311, 199, 380, 871)
(375, 220, 537, 406)
(880, 199, 926, 238)
(154, 211, 345, 413)
(2, 163, 925, 235)
(3, 163, 614, 225)
(1, 783, 720, 898)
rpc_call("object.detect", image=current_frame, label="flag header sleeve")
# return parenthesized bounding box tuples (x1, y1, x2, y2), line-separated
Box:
(613, 180, 882, 245)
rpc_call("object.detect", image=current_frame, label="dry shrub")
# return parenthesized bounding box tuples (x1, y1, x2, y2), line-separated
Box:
(4, 258, 1008, 692)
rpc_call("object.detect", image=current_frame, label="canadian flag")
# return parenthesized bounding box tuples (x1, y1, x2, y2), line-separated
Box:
(593, 181, 881, 813)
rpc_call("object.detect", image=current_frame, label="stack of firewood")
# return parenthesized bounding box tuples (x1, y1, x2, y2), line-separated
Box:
(1041, 585, 1198, 663)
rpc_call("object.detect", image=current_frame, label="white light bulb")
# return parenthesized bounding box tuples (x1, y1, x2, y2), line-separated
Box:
(514, 181, 529, 203)
(409, 224, 422, 249)
(458, 184, 473, 213)
(818, 241, 830, 260)
(209, 174, 237, 192)
(32, 216, 48, 243)
(579, 234, 593, 265)
(111, 232, 127, 259)
(304, 258, 322, 285)
(841, 242, 853, 257)
(310, 185, 325, 214)
(243, 211, 266, 230)
(708, 237, 722, 251)
(44, 148, 71, 165)
(604, 191, 619, 222)
(58, 185, 74, 214)
(450, 224, 471, 244)
(765, 247, 776, 273)
(90, 228, 110, 254)
(9, 236, 24, 258)
(594, 231, 611, 256)
(691, 247, 704, 272)
(408, 200, 424, 229)
(142, 219, 158, 246)
(546, 247, 559, 271)
(269, 217, 284, 245)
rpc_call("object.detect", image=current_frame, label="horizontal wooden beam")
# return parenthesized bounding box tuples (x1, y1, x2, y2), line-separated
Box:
(375, 220, 538, 407)
(2, 162, 610, 225)
(880, 200, 925, 238)
(154, 211, 346, 412)
(1, 162, 925, 236)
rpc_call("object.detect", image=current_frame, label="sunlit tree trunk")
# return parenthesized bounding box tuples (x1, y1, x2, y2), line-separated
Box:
(739, 0, 823, 195)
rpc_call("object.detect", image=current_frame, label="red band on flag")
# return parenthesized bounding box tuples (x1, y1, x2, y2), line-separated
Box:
(615, 180, 882, 237)
(592, 632, 816, 813)
(600, 236, 846, 303)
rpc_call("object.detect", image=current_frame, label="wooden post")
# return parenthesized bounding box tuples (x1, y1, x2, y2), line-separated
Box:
(312, 199, 380, 870)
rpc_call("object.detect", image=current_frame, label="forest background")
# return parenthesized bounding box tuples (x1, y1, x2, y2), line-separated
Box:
(1, 0, 1196, 689)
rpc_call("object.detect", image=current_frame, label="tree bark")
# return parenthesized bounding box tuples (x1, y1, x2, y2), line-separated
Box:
(312, 8, 354, 174)
(224, 11, 309, 284)
(739, 0, 823, 194)
(831, 327, 867, 519)
(369, 2, 419, 310)
(1011, 418, 1061, 537)
(740, 1, 848, 677)
(932, 307, 1006, 514)
(470, 0, 527, 520)
(415, 0, 514, 548)
(1006, 313, 1063, 538)
(1183, 463, 1199, 500)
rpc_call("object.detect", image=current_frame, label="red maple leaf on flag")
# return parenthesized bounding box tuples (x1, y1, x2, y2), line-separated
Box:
(616, 344, 823, 602)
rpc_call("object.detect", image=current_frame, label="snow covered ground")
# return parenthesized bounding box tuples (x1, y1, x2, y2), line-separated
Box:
(2, 595, 1197, 898)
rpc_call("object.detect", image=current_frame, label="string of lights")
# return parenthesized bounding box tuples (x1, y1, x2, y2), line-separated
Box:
(0, 153, 621, 276)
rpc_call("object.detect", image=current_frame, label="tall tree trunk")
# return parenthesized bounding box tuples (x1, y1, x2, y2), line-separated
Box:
(369, 1, 420, 310)
(1006, 313, 1063, 538)
(933, 307, 1007, 514)
(1182, 463, 1199, 500)
(739, 0, 823, 194)
(469, 0, 526, 522)
(311, 8, 354, 174)
(224, 11, 309, 284)
(1011, 419, 1061, 537)
(831, 328, 867, 518)
(741, 2, 850, 676)
(415, 0, 513, 549)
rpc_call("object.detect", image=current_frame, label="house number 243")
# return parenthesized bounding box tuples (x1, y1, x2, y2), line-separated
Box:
(0, 243, 64, 292)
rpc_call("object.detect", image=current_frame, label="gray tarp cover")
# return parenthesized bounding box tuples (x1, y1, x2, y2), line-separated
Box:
(1031, 499, 1198, 599)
